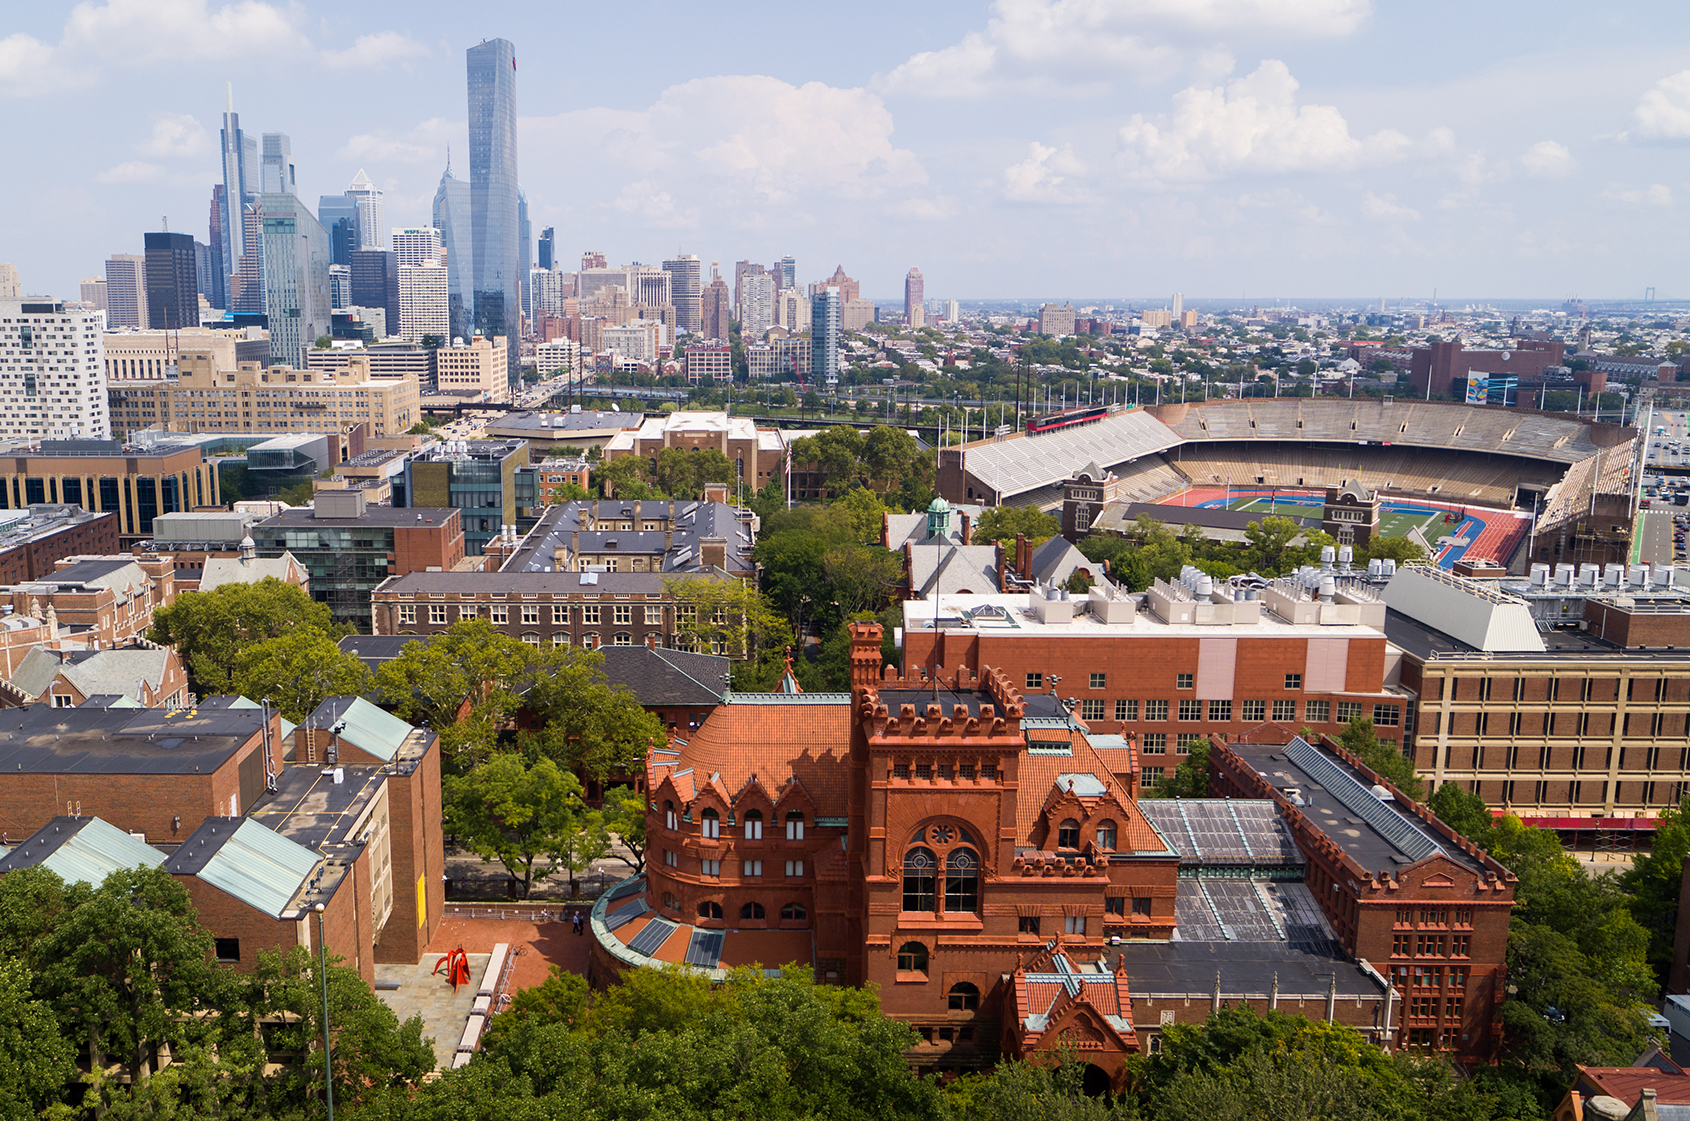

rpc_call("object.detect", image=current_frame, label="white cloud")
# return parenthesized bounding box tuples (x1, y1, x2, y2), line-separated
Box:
(1602, 183, 1673, 207)
(1362, 192, 1419, 221)
(1633, 70, 1690, 139)
(339, 117, 456, 165)
(876, 0, 1372, 98)
(522, 76, 928, 227)
(96, 161, 164, 184)
(139, 114, 208, 158)
(1519, 140, 1574, 178)
(0, 33, 73, 97)
(1002, 142, 1089, 203)
(321, 32, 429, 71)
(1117, 61, 1409, 181)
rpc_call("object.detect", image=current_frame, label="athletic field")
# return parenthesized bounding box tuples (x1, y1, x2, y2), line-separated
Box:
(1158, 487, 1533, 570)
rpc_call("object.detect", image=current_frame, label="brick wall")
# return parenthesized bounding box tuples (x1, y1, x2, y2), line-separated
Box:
(378, 736, 444, 964)
(392, 514, 465, 575)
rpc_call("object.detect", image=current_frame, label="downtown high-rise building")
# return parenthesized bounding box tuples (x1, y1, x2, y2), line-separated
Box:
(318, 193, 358, 266)
(537, 226, 555, 271)
(218, 85, 257, 311)
(0, 264, 19, 299)
(205, 186, 227, 309)
(346, 170, 385, 251)
(812, 288, 841, 386)
(739, 271, 775, 340)
(80, 277, 107, 314)
(517, 187, 531, 317)
(663, 253, 701, 334)
(261, 133, 296, 195)
(0, 300, 110, 440)
(143, 231, 199, 329)
(432, 159, 474, 342)
(259, 194, 331, 366)
(467, 37, 521, 384)
(350, 250, 400, 340)
(1172, 292, 1184, 320)
(775, 255, 796, 292)
(104, 254, 148, 329)
(394, 228, 449, 343)
(904, 267, 924, 329)
(701, 275, 730, 342)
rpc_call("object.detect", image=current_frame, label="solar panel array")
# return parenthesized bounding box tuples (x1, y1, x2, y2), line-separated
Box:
(1203, 881, 1285, 942)
(1139, 800, 1301, 866)
(1285, 739, 1441, 863)
(606, 878, 645, 905)
(604, 896, 648, 932)
(685, 930, 725, 968)
(627, 917, 677, 957)
(1269, 882, 1346, 958)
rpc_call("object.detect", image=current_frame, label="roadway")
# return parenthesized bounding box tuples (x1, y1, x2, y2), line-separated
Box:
(1638, 509, 1676, 568)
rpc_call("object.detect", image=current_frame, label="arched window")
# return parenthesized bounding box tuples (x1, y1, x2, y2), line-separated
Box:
(786, 811, 805, 841)
(739, 901, 765, 920)
(743, 809, 763, 840)
(1057, 819, 1081, 849)
(700, 808, 720, 839)
(903, 847, 937, 912)
(780, 902, 806, 921)
(697, 901, 723, 920)
(897, 941, 928, 974)
(1096, 821, 1117, 852)
(664, 801, 677, 830)
(945, 849, 979, 913)
(948, 982, 980, 1011)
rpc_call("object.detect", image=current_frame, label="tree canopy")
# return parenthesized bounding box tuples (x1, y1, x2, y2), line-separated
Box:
(148, 578, 337, 697)
(230, 625, 374, 723)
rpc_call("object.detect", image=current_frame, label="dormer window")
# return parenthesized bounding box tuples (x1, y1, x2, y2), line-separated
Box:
(1057, 819, 1081, 849)
(743, 809, 763, 840)
(701, 808, 720, 839)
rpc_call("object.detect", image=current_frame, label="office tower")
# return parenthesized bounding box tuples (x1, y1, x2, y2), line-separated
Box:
(318, 193, 358, 266)
(193, 241, 216, 308)
(946, 299, 960, 323)
(811, 288, 840, 385)
(259, 193, 331, 367)
(777, 288, 809, 333)
(393, 227, 444, 267)
(143, 231, 199, 330)
(904, 267, 924, 329)
(739, 272, 775, 340)
(350, 250, 400, 340)
(431, 159, 473, 341)
(0, 264, 18, 299)
(80, 277, 107, 314)
(105, 254, 148, 329)
(0, 300, 110, 440)
(529, 268, 564, 318)
(329, 264, 351, 309)
(232, 202, 266, 314)
(1172, 292, 1184, 319)
(398, 262, 449, 343)
(261, 133, 296, 196)
(631, 266, 671, 308)
(517, 187, 531, 317)
(467, 37, 521, 384)
(733, 260, 764, 312)
(701, 276, 730, 341)
(219, 85, 256, 305)
(776, 255, 796, 292)
(662, 254, 701, 333)
(582, 250, 606, 269)
(346, 170, 385, 250)
(537, 227, 555, 271)
(205, 186, 227, 309)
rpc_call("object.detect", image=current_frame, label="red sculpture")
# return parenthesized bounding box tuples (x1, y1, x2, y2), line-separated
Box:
(433, 947, 471, 991)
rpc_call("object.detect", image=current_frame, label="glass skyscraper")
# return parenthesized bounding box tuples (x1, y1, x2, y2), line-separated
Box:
(812, 288, 841, 385)
(432, 161, 473, 342)
(259, 193, 331, 368)
(219, 85, 256, 306)
(467, 38, 521, 386)
(663, 253, 702, 333)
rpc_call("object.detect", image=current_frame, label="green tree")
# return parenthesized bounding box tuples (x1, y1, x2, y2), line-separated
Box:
(597, 454, 652, 499)
(1243, 515, 1302, 574)
(600, 786, 649, 874)
(0, 958, 76, 1120)
(230, 624, 374, 722)
(664, 575, 795, 688)
(1621, 795, 1690, 985)
(1338, 716, 1423, 800)
(863, 424, 926, 492)
(522, 645, 668, 779)
(821, 545, 902, 621)
(1428, 783, 1494, 843)
(1361, 535, 1428, 565)
(278, 481, 316, 507)
(445, 753, 591, 898)
(653, 446, 735, 499)
(373, 620, 538, 765)
(149, 578, 336, 697)
(833, 485, 889, 543)
(1154, 738, 1211, 797)
(974, 504, 1061, 547)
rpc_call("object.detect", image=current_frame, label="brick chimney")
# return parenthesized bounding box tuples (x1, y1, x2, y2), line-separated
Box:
(700, 536, 727, 570)
(848, 621, 883, 688)
(960, 511, 972, 545)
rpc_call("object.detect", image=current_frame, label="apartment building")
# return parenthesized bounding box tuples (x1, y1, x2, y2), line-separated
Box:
(434, 335, 508, 401)
(0, 299, 111, 441)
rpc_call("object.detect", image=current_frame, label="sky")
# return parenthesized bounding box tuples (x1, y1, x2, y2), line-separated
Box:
(5, 0, 1690, 304)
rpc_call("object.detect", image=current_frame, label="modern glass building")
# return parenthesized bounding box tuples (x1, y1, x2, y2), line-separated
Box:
(812, 287, 841, 385)
(219, 86, 257, 303)
(393, 438, 528, 556)
(259, 193, 331, 368)
(663, 254, 702, 333)
(143, 231, 199, 330)
(318, 194, 359, 267)
(432, 162, 474, 342)
(261, 132, 295, 196)
(467, 38, 521, 386)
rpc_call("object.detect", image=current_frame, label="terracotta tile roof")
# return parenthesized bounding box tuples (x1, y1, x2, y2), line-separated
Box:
(1016, 737, 1170, 855)
(662, 696, 854, 817)
(1578, 1067, 1690, 1105)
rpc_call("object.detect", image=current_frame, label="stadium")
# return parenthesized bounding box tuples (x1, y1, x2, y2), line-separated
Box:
(935, 398, 1641, 571)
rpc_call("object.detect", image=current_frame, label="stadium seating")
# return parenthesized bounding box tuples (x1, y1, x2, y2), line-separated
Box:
(1164, 442, 1564, 506)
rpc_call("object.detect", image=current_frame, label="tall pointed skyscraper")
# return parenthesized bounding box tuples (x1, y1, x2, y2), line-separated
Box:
(433, 149, 474, 342)
(346, 170, 385, 250)
(467, 37, 521, 384)
(218, 84, 256, 306)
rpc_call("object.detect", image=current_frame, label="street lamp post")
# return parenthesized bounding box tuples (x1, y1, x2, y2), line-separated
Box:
(315, 902, 335, 1121)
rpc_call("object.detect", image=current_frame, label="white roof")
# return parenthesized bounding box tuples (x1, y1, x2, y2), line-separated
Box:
(901, 591, 1387, 640)
(1381, 566, 1545, 653)
(963, 410, 1182, 500)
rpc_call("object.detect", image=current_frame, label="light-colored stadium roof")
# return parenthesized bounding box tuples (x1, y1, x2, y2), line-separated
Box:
(961, 410, 1182, 500)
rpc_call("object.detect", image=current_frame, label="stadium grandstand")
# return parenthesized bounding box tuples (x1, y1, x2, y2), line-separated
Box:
(936, 398, 1640, 571)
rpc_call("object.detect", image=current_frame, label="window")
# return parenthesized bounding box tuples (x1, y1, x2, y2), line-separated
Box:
(214, 938, 240, 963)
(700, 808, 720, 839)
(664, 801, 678, 830)
(784, 860, 804, 877)
(945, 849, 979, 913)
(1336, 701, 1364, 722)
(1116, 699, 1137, 721)
(1142, 733, 1167, 754)
(781, 902, 806, 921)
(1105, 897, 1125, 916)
(1018, 916, 1041, 934)
(1176, 734, 1202, 753)
(1285, 673, 1302, 690)
(739, 902, 765, 920)
(1132, 897, 1152, 916)
(948, 982, 980, 1011)
(1305, 700, 1331, 723)
(1242, 700, 1266, 722)
(489, 605, 508, 624)
(1089, 672, 1107, 689)
(664, 850, 678, 868)
(613, 632, 633, 646)
(701, 859, 721, 877)
(1178, 699, 1202, 721)
(1142, 766, 1164, 787)
(1096, 821, 1117, 851)
(1176, 673, 1194, 689)
(582, 605, 601, 625)
(1026, 672, 1043, 690)
(1451, 935, 1471, 957)
(698, 901, 723, 920)
(398, 604, 416, 625)
(1272, 699, 1296, 722)
(1373, 704, 1401, 727)
(1145, 700, 1169, 721)
(785, 812, 805, 841)
(521, 632, 540, 646)
(428, 604, 447, 625)
(614, 605, 632, 626)
(904, 847, 937, 911)
(645, 605, 663, 625)
(897, 941, 929, 974)
(1064, 915, 1087, 935)
(1208, 700, 1232, 722)
(1080, 699, 1105, 721)
(1393, 934, 1411, 956)
(743, 860, 763, 877)
(552, 605, 569, 624)
(522, 605, 539, 625)
(1057, 819, 1081, 848)
(743, 809, 763, 840)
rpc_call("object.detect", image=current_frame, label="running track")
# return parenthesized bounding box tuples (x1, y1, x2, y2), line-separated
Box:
(1158, 487, 1533, 570)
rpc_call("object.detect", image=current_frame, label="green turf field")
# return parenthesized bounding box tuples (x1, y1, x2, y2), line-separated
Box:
(1218, 495, 1447, 541)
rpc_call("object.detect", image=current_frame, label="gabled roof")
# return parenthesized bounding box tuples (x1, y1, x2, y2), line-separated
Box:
(164, 817, 320, 919)
(200, 552, 308, 592)
(594, 646, 730, 707)
(0, 816, 163, 883)
(8, 645, 175, 705)
(908, 544, 999, 596)
(303, 696, 416, 763)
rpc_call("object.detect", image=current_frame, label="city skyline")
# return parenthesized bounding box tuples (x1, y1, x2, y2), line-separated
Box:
(3, 2, 1690, 302)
